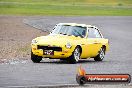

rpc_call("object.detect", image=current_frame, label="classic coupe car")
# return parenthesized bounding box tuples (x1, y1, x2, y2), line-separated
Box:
(31, 23, 109, 63)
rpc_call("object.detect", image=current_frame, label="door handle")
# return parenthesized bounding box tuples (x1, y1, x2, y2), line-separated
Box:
(93, 41, 100, 44)
(93, 42, 100, 44)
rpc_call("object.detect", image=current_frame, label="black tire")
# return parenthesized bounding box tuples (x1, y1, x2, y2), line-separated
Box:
(94, 47, 105, 61)
(68, 46, 81, 64)
(31, 51, 42, 63)
(76, 75, 87, 85)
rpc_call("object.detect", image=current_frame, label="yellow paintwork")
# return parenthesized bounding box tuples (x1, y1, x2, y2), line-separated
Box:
(31, 34, 109, 59)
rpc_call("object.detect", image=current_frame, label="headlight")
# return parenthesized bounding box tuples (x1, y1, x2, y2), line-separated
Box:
(66, 42, 72, 49)
(32, 39, 38, 44)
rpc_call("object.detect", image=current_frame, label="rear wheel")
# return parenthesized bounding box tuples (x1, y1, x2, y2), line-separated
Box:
(94, 47, 105, 61)
(68, 46, 81, 64)
(31, 51, 42, 63)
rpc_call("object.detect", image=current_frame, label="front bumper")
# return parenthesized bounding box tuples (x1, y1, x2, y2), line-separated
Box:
(31, 44, 74, 59)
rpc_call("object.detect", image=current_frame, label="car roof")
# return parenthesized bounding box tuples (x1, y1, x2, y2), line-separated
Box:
(57, 23, 96, 28)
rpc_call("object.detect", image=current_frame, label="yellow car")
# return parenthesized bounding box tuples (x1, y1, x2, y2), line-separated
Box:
(31, 23, 109, 63)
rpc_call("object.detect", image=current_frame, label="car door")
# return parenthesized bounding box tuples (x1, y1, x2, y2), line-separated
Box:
(83, 27, 102, 58)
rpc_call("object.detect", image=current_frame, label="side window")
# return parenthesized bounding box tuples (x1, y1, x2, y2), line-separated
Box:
(88, 28, 96, 38)
(88, 28, 101, 38)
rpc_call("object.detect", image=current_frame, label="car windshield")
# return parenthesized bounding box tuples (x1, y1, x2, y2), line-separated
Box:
(51, 25, 87, 38)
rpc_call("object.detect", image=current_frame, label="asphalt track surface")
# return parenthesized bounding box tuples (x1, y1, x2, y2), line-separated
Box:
(0, 16, 132, 87)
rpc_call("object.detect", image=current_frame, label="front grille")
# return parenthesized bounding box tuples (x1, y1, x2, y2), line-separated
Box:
(37, 45, 62, 51)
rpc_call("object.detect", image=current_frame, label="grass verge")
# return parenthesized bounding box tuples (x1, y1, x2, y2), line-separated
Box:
(0, 0, 132, 16)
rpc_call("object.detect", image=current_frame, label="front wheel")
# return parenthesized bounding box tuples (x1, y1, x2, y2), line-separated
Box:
(68, 46, 81, 64)
(31, 51, 42, 63)
(94, 47, 105, 61)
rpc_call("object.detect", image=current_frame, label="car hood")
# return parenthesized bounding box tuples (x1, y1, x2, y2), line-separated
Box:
(34, 34, 82, 46)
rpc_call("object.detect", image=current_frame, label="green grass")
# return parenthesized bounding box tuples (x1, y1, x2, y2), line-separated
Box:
(0, 0, 132, 16)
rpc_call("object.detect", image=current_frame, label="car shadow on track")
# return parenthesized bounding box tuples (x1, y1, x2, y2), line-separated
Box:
(39, 59, 106, 64)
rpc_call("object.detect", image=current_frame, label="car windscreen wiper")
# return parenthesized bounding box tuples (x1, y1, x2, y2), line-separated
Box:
(62, 33, 67, 35)
(59, 33, 68, 35)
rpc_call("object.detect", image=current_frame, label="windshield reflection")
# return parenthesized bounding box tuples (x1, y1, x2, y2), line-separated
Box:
(51, 25, 86, 38)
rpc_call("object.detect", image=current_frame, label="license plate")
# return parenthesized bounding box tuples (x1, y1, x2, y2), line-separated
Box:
(43, 50, 54, 55)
